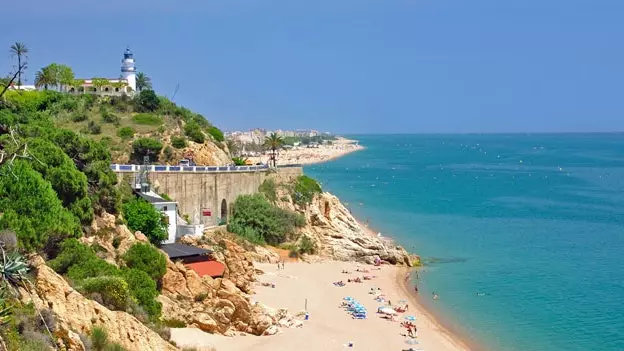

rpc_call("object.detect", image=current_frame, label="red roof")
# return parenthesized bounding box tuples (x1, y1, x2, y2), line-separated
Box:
(185, 261, 226, 278)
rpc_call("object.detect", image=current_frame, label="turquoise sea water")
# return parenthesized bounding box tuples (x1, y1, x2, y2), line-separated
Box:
(305, 134, 624, 351)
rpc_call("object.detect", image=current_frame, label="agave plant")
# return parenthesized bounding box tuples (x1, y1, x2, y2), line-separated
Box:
(0, 251, 29, 287)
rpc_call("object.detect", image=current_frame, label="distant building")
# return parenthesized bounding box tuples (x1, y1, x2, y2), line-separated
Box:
(68, 47, 137, 96)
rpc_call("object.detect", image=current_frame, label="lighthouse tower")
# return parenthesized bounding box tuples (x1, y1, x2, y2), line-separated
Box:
(121, 47, 137, 92)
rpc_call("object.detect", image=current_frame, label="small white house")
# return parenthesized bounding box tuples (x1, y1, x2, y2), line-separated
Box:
(136, 191, 178, 244)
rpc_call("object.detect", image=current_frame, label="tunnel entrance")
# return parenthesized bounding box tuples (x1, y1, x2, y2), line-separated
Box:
(221, 199, 228, 223)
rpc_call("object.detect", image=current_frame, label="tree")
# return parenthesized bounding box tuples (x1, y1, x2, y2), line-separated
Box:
(122, 198, 168, 244)
(34, 67, 55, 90)
(57, 65, 75, 92)
(136, 89, 160, 112)
(131, 138, 163, 163)
(91, 78, 109, 92)
(226, 139, 240, 157)
(264, 132, 284, 167)
(135, 72, 152, 92)
(9, 42, 28, 87)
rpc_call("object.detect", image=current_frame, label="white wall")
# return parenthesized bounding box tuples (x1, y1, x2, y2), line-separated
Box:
(154, 203, 177, 244)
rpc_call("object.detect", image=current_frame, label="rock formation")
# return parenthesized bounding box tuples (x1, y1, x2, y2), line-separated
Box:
(287, 192, 413, 266)
(158, 257, 290, 336)
(21, 256, 177, 351)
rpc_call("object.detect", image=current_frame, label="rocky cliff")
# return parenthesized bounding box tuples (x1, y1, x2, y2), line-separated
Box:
(21, 256, 177, 351)
(281, 192, 413, 266)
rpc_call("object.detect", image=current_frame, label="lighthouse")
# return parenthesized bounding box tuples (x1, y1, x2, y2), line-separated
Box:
(121, 47, 137, 92)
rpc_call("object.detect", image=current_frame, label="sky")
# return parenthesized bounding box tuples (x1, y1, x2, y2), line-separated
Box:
(2, 0, 624, 133)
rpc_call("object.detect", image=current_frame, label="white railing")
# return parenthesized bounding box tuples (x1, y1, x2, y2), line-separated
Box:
(110, 164, 270, 173)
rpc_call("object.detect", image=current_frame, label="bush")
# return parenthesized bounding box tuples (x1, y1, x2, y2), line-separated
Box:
(121, 268, 162, 319)
(298, 235, 317, 255)
(258, 179, 277, 202)
(117, 127, 135, 139)
(171, 136, 187, 149)
(82, 276, 129, 310)
(87, 120, 101, 134)
(228, 194, 305, 246)
(67, 257, 120, 282)
(292, 175, 322, 206)
(0, 161, 80, 252)
(91, 327, 108, 351)
(72, 112, 88, 122)
(122, 243, 167, 281)
(133, 113, 163, 126)
(162, 319, 187, 328)
(101, 108, 120, 125)
(122, 198, 168, 244)
(184, 122, 205, 143)
(163, 146, 174, 162)
(135, 90, 160, 112)
(112, 236, 122, 249)
(207, 126, 224, 142)
(48, 238, 97, 274)
(131, 138, 163, 163)
(194, 293, 209, 302)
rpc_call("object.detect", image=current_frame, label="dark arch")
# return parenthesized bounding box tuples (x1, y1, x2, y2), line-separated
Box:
(221, 199, 228, 223)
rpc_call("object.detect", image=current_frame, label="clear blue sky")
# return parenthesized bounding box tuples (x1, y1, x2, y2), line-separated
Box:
(3, 0, 624, 133)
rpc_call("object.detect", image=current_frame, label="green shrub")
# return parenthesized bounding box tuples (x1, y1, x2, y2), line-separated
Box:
(184, 122, 205, 143)
(101, 108, 120, 125)
(194, 293, 209, 302)
(112, 236, 122, 249)
(117, 127, 135, 139)
(48, 238, 96, 274)
(121, 268, 161, 319)
(122, 198, 168, 244)
(163, 146, 174, 162)
(288, 249, 300, 259)
(67, 257, 120, 282)
(207, 126, 224, 142)
(228, 194, 305, 246)
(171, 136, 187, 149)
(163, 319, 187, 328)
(87, 120, 101, 134)
(122, 243, 167, 281)
(133, 113, 163, 126)
(298, 235, 317, 255)
(131, 138, 162, 163)
(0, 161, 80, 252)
(258, 179, 277, 202)
(91, 327, 108, 351)
(292, 175, 322, 206)
(72, 112, 88, 122)
(82, 276, 129, 310)
(136, 90, 160, 112)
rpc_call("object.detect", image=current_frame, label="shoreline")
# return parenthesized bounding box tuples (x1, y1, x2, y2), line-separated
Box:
(248, 136, 364, 166)
(358, 219, 477, 351)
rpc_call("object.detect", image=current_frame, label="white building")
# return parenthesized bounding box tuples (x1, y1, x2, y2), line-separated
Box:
(136, 191, 178, 244)
(68, 47, 137, 96)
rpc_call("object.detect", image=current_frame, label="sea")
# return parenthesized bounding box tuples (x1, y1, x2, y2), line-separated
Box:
(305, 134, 624, 351)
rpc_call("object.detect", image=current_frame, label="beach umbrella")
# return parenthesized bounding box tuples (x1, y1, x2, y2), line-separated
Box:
(405, 315, 416, 321)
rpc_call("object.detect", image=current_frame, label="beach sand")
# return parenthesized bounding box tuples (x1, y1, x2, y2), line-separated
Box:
(171, 261, 471, 351)
(248, 137, 364, 166)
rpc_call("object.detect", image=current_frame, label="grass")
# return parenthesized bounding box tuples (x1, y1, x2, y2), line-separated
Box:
(133, 113, 164, 126)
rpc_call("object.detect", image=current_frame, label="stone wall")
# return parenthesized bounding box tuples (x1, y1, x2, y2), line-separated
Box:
(114, 167, 303, 227)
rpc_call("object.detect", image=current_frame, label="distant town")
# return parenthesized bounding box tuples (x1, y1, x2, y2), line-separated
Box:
(226, 128, 338, 156)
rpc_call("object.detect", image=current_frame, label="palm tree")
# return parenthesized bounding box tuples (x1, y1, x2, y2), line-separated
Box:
(9, 42, 28, 87)
(264, 133, 284, 167)
(135, 72, 152, 92)
(34, 68, 54, 90)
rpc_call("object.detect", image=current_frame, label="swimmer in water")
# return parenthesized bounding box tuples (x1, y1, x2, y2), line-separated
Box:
(477, 292, 486, 296)
(432, 292, 439, 300)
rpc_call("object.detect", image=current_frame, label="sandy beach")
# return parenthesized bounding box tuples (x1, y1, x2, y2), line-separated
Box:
(171, 261, 471, 351)
(248, 137, 364, 165)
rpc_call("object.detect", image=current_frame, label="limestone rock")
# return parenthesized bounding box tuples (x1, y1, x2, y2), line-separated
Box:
(22, 256, 177, 351)
(294, 192, 413, 266)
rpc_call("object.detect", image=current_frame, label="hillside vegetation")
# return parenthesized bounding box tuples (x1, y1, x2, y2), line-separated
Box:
(2, 89, 230, 165)
(0, 89, 228, 349)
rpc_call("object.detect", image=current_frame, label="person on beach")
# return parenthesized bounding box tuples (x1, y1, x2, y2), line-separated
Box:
(281, 261, 285, 269)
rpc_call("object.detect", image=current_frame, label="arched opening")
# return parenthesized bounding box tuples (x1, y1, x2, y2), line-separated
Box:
(220, 199, 228, 223)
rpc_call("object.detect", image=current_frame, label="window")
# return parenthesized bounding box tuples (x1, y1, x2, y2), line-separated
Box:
(163, 206, 168, 211)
